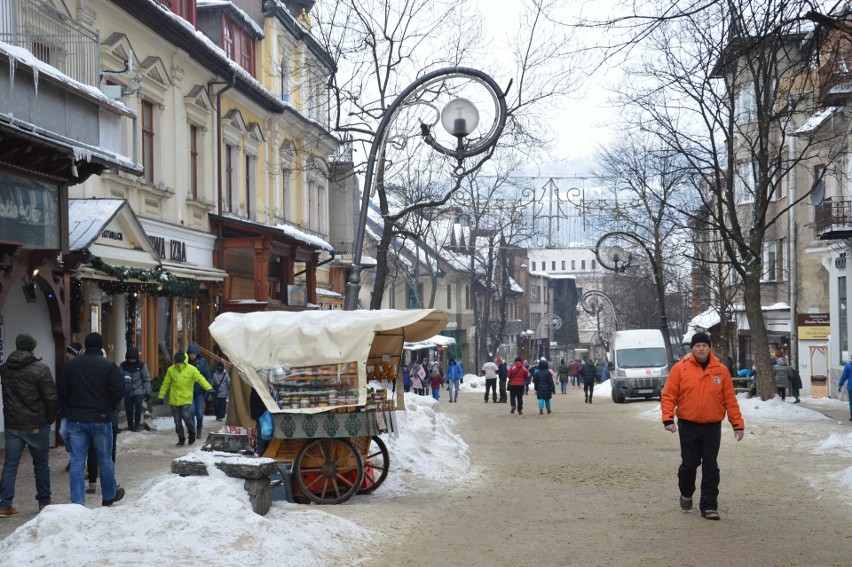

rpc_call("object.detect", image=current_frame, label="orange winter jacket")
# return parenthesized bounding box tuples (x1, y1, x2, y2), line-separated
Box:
(661, 353, 744, 429)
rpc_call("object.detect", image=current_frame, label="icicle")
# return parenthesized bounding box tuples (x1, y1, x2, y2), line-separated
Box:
(8, 55, 15, 89)
(32, 66, 37, 96)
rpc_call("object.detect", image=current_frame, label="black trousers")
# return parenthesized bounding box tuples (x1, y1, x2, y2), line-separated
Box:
(583, 381, 595, 401)
(509, 385, 525, 412)
(498, 379, 507, 401)
(484, 379, 498, 401)
(677, 419, 722, 513)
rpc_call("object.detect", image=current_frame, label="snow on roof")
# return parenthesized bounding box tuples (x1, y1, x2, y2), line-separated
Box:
(316, 288, 342, 298)
(0, 42, 135, 117)
(197, 0, 265, 38)
(273, 222, 333, 251)
(795, 106, 841, 134)
(68, 199, 125, 250)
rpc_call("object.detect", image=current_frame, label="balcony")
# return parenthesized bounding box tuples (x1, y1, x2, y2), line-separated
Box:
(0, 0, 99, 87)
(815, 198, 852, 240)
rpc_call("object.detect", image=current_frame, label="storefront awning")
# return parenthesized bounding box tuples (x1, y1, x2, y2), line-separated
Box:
(161, 261, 228, 282)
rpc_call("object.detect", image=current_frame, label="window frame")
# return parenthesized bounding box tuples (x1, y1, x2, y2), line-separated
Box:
(141, 100, 155, 184)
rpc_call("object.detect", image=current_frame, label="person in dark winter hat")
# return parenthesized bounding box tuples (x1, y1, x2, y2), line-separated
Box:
(159, 350, 211, 446)
(186, 344, 212, 437)
(59, 331, 124, 507)
(121, 347, 152, 432)
(15, 333, 37, 352)
(690, 332, 711, 348)
(0, 332, 59, 516)
(661, 328, 743, 521)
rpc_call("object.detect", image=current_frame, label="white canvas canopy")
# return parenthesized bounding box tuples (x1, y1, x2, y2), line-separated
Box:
(403, 334, 456, 351)
(209, 309, 449, 425)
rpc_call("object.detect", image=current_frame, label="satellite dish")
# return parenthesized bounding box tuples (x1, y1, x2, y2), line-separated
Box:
(809, 179, 825, 205)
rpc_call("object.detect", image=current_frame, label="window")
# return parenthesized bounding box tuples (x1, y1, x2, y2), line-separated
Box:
(531, 261, 536, 271)
(551, 261, 556, 271)
(561, 260, 566, 270)
(189, 125, 199, 199)
(141, 100, 155, 184)
(280, 57, 290, 102)
(762, 241, 777, 282)
(840, 276, 848, 363)
(224, 23, 234, 60)
(240, 35, 253, 73)
(531, 285, 540, 303)
(581, 260, 586, 270)
(245, 154, 254, 219)
(571, 260, 576, 270)
(225, 144, 235, 213)
(591, 259, 596, 270)
(465, 285, 470, 309)
(781, 238, 789, 282)
(446, 284, 452, 309)
(280, 168, 291, 221)
(735, 162, 756, 204)
(736, 82, 756, 124)
(813, 165, 826, 204)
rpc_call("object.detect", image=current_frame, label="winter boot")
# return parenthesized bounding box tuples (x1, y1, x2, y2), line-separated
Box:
(540, 408, 544, 415)
(176, 437, 185, 447)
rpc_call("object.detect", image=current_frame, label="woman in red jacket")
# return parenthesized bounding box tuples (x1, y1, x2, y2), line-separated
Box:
(507, 357, 529, 415)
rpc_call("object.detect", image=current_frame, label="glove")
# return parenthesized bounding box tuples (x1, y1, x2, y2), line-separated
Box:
(460, 379, 464, 384)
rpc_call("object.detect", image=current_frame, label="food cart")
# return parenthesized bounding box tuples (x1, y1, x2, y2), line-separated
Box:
(208, 308, 449, 504)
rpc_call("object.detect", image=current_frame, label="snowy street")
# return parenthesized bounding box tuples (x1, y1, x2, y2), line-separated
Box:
(0, 382, 850, 565)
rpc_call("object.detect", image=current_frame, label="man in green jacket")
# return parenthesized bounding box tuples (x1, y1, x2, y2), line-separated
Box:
(159, 351, 211, 446)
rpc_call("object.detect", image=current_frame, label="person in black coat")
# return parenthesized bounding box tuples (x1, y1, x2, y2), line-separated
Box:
(580, 358, 597, 404)
(532, 358, 556, 414)
(58, 333, 124, 506)
(496, 358, 508, 403)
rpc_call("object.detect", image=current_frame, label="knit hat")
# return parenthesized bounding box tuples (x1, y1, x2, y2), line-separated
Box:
(126, 346, 140, 360)
(85, 332, 104, 350)
(690, 332, 711, 348)
(174, 351, 186, 363)
(16, 333, 36, 352)
(496, 357, 502, 364)
(187, 344, 200, 355)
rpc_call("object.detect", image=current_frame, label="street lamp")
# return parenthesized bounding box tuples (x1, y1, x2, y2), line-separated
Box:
(580, 289, 618, 355)
(344, 67, 509, 311)
(594, 231, 673, 363)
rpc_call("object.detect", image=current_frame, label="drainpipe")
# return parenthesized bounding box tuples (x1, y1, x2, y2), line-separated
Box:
(789, 135, 798, 369)
(210, 75, 236, 269)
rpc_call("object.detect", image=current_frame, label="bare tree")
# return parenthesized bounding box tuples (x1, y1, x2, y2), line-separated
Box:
(314, 0, 581, 309)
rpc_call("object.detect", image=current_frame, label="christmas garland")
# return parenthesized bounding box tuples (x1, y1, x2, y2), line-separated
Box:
(76, 250, 201, 298)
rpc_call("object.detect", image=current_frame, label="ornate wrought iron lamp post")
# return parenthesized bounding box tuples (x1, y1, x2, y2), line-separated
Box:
(344, 67, 509, 310)
(594, 231, 673, 363)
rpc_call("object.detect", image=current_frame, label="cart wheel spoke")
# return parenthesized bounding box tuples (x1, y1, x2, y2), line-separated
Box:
(357, 436, 390, 495)
(294, 438, 364, 505)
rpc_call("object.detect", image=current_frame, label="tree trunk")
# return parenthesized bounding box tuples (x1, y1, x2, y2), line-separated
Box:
(743, 273, 774, 401)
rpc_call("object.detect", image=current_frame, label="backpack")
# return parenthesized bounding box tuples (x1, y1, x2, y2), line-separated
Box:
(123, 374, 133, 397)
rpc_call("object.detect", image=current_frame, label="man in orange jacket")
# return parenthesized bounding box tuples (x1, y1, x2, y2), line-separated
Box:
(661, 332, 744, 521)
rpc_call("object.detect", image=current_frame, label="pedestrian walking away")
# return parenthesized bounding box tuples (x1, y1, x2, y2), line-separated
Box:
(533, 358, 556, 414)
(580, 358, 597, 403)
(429, 367, 444, 402)
(402, 364, 411, 393)
(159, 351, 213, 446)
(210, 362, 231, 421)
(0, 333, 60, 516)
(58, 332, 125, 506)
(569, 359, 581, 388)
(557, 359, 570, 394)
(773, 357, 795, 401)
(661, 332, 744, 521)
(523, 360, 531, 395)
(481, 358, 499, 403)
(838, 359, 852, 420)
(446, 358, 464, 403)
(496, 357, 508, 403)
(507, 357, 529, 415)
(186, 344, 212, 438)
(120, 346, 152, 432)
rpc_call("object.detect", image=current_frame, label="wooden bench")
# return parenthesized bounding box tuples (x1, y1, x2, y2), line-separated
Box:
(171, 454, 279, 515)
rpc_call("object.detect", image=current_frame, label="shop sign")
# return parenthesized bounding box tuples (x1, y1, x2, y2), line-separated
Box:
(0, 173, 59, 248)
(287, 285, 307, 306)
(797, 313, 830, 340)
(148, 235, 187, 262)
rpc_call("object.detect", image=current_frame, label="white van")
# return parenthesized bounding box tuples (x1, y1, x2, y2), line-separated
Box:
(609, 329, 669, 403)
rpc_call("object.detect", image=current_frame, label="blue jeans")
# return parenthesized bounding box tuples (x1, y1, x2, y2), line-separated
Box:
(0, 427, 52, 508)
(432, 387, 440, 401)
(538, 398, 552, 412)
(68, 421, 117, 505)
(560, 380, 568, 394)
(447, 379, 460, 401)
(190, 393, 205, 432)
(125, 394, 145, 430)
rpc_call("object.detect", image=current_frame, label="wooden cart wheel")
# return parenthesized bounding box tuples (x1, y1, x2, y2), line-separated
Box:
(357, 436, 390, 495)
(294, 438, 364, 505)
